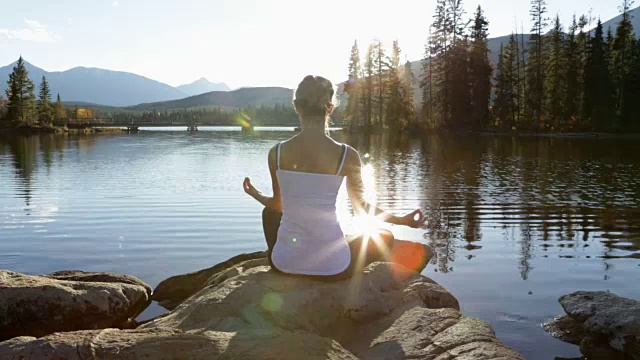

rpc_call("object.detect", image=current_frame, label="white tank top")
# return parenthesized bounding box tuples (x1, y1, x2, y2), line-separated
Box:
(271, 143, 352, 276)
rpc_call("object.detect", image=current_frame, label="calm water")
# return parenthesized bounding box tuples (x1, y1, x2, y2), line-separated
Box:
(1, 128, 639, 359)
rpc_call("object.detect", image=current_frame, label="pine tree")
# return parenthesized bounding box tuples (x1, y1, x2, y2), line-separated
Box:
(448, 37, 471, 128)
(520, 23, 528, 119)
(575, 14, 592, 124)
(430, 0, 450, 127)
(37, 76, 54, 126)
(446, 0, 469, 129)
(493, 37, 518, 128)
(421, 28, 435, 128)
(564, 16, 580, 126)
(506, 34, 521, 125)
(627, 38, 640, 130)
(526, 0, 549, 129)
(514, 28, 523, 121)
(611, 0, 636, 128)
(362, 44, 374, 131)
(468, 5, 492, 129)
(372, 39, 388, 129)
(493, 44, 511, 127)
(5, 57, 36, 127)
(401, 60, 417, 128)
(544, 15, 567, 129)
(54, 94, 66, 125)
(345, 40, 361, 131)
(385, 40, 403, 129)
(583, 20, 614, 131)
(0, 94, 7, 125)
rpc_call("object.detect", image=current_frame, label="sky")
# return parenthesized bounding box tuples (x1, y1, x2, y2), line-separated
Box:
(0, 0, 629, 89)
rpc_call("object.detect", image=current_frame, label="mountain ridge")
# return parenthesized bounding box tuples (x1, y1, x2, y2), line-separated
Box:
(0, 60, 187, 107)
(128, 86, 293, 111)
(177, 77, 230, 96)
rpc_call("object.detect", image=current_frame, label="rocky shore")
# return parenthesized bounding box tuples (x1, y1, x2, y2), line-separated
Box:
(544, 291, 640, 360)
(0, 244, 525, 359)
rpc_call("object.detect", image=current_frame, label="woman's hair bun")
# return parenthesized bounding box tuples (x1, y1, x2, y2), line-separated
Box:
(293, 75, 338, 117)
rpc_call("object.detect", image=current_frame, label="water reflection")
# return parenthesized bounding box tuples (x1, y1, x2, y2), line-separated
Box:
(0, 134, 97, 212)
(338, 132, 640, 278)
(1, 130, 639, 359)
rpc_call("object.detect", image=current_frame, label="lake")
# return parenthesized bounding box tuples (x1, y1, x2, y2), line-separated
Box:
(1, 127, 639, 359)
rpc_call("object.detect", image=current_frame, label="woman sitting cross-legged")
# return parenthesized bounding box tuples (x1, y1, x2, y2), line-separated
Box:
(243, 75, 433, 280)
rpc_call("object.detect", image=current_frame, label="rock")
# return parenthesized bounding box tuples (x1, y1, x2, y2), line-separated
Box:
(0, 270, 151, 341)
(152, 250, 267, 310)
(545, 291, 640, 360)
(1, 258, 523, 359)
(361, 307, 524, 359)
(580, 335, 627, 360)
(584, 305, 640, 357)
(0, 327, 357, 360)
(542, 315, 588, 345)
(138, 261, 519, 359)
(560, 291, 638, 322)
(46, 270, 153, 297)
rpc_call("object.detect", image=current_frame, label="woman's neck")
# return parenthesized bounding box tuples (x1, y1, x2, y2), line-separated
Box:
(299, 117, 328, 136)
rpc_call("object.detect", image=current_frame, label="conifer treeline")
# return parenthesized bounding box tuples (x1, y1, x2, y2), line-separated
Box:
(135, 104, 299, 126)
(0, 57, 66, 129)
(343, 40, 417, 131)
(344, 0, 640, 133)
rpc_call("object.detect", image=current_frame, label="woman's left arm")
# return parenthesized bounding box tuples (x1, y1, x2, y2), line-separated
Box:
(243, 146, 282, 212)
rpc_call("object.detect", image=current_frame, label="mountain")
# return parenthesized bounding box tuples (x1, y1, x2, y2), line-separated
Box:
(129, 87, 293, 111)
(0, 60, 187, 107)
(177, 77, 230, 96)
(600, 5, 640, 36)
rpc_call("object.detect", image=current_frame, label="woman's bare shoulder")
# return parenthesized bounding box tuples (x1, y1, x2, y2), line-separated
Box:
(340, 144, 362, 167)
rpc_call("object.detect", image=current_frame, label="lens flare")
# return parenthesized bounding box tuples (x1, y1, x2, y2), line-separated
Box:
(260, 292, 283, 313)
(235, 111, 252, 128)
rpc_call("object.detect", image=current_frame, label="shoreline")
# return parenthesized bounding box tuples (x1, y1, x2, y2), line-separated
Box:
(344, 126, 640, 139)
(3, 124, 640, 139)
(0, 125, 127, 136)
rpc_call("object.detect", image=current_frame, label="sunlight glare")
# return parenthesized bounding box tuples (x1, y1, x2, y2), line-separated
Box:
(235, 111, 252, 128)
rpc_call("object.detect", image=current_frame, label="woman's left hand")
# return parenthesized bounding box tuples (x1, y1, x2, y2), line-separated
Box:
(398, 209, 427, 228)
(243, 177, 259, 198)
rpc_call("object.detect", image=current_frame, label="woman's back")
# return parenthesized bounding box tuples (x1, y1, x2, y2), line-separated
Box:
(270, 139, 352, 276)
(276, 135, 347, 175)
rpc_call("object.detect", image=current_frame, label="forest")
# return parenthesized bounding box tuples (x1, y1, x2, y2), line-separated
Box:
(343, 0, 640, 133)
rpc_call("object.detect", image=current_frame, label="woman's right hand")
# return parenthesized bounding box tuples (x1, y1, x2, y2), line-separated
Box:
(243, 177, 259, 198)
(397, 209, 427, 228)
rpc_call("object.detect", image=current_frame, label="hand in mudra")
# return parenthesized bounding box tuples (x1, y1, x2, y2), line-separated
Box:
(243, 177, 259, 198)
(399, 209, 427, 228)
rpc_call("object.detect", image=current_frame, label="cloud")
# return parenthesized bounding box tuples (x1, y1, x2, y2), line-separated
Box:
(23, 18, 46, 30)
(1, 18, 61, 44)
(112, 0, 120, 7)
(0, 29, 9, 47)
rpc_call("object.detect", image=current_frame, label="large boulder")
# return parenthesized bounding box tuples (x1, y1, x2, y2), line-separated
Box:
(153, 251, 267, 310)
(0, 253, 524, 359)
(543, 291, 640, 360)
(0, 270, 151, 341)
(139, 259, 522, 359)
(0, 328, 357, 360)
(46, 270, 153, 297)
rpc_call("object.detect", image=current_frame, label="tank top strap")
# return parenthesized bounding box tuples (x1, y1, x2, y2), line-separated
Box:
(336, 145, 348, 175)
(276, 143, 282, 170)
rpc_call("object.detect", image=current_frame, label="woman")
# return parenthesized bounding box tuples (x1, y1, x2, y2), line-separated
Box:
(243, 75, 430, 280)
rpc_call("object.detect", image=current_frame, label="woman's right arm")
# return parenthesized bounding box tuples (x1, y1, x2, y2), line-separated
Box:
(344, 146, 426, 228)
(243, 145, 282, 212)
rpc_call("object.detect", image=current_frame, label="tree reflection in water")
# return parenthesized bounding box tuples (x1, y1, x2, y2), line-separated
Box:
(337, 132, 640, 279)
